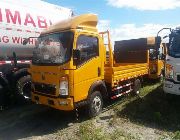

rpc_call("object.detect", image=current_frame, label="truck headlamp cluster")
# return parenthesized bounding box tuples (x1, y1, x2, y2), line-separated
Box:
(59, 76, 68, 96)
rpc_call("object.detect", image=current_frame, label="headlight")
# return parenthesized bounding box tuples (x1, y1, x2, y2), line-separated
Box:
(59, 76, 68, 96)
(166, 64, 174, 79)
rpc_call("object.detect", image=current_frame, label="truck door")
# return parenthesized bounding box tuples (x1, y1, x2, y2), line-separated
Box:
(73, 34, 102, 102)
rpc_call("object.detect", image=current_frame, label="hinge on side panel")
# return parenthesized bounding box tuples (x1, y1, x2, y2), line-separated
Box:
(98, 67, 101, 77)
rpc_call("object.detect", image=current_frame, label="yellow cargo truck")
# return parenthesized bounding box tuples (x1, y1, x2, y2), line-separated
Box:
(28, 14, 159, 117)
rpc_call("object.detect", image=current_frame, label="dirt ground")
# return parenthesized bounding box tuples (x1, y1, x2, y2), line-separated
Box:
(0, 83, 180, 140)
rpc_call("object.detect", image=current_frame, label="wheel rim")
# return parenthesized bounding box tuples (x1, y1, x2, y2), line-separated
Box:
(18, 81, 31, 99)
(92, 96, 102, 113)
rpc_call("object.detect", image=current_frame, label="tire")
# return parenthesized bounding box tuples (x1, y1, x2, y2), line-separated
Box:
(0, 84, 4, 106)
(0, 84, 9, 108)
(133, 79, 141, 95)
(0, 83, 3, 92)
(16, 75, 31, 99)
(88, 91, 103, 118)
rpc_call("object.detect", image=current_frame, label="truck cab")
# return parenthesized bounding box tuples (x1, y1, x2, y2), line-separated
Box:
(30, 14, 106, 115)
(163, 28, 180, 95)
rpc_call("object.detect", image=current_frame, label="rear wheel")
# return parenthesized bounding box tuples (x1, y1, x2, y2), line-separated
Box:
(88, 91, 103, 118)
(0, 83, 9, 109)
(0, 84, 4, 107)
(16, 75, 31, 99)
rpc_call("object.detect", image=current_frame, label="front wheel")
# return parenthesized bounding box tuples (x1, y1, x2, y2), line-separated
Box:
(0, 84, 9, 108)
(88, 91, 103, 118)
(16, 75, 31, 99)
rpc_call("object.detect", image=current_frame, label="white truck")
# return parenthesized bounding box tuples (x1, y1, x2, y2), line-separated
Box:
(163, 28, 180, 95)
(0, 0, 73, 106)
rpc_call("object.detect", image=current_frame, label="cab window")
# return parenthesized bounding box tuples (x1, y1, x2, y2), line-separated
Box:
(76, 35, 99, 65)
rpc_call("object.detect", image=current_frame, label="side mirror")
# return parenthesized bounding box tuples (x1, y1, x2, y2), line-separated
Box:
(23, 38, 29, 45)
(163, 35, 168, 39)
(73, 49, 81, 65)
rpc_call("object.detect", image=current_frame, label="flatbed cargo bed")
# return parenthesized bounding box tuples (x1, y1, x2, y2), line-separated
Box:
(104, 63, 149, 86)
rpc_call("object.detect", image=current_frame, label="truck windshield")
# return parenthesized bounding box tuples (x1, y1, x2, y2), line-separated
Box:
(32, 31, 74, 65)
(168, 35, 180, 58)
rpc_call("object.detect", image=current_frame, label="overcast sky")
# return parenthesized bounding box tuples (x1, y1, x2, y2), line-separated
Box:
(43, 0, 180, 41)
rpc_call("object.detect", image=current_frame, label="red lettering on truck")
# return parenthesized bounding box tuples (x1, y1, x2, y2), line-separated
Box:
(12, 37, 20, 44)
(28, 38, 34, 45)
(5, 9, 21, 25)
(24, 14, 36, 27)
(2, 36, 9, 43)
(38, 16, 47, 28)
(0, 8, 55, 28)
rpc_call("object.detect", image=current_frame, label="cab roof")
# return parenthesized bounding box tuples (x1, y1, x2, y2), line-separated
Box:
(42, 14, 98, 34)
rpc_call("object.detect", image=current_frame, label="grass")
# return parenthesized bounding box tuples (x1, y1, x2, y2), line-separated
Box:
(77, 121, 106, 140)
(108, 114, 118, 126)
(140, 81, 162, 97)
(76, 82, 162, 140)
(109, 129, 139, 140)
(77, 121, 138, 140)
(172, 131, 180, 140)
(116, 81, 180, 133)
(76, 81, 180, 139)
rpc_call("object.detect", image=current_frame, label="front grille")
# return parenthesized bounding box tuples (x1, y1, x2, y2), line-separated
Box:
(34, 83, 56, 95)
(177, 75, 180, 82)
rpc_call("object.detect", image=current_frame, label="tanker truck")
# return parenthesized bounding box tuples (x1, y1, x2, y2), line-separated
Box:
(0, 0, 73, 106)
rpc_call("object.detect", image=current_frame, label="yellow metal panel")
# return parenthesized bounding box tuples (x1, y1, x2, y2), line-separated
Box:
(72, 32, 104, 103)
(42, 14, 98, 34)
(73, 57, 102, 102)
(149, 59, 164, 79)
(105, 63, 149, 86)
(32, 93, 74, 111)
(30, 62, 74, 97)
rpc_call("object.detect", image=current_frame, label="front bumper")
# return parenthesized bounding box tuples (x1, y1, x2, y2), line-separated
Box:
(163, 80, 180, 95)
(32, 93, 74, 111)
